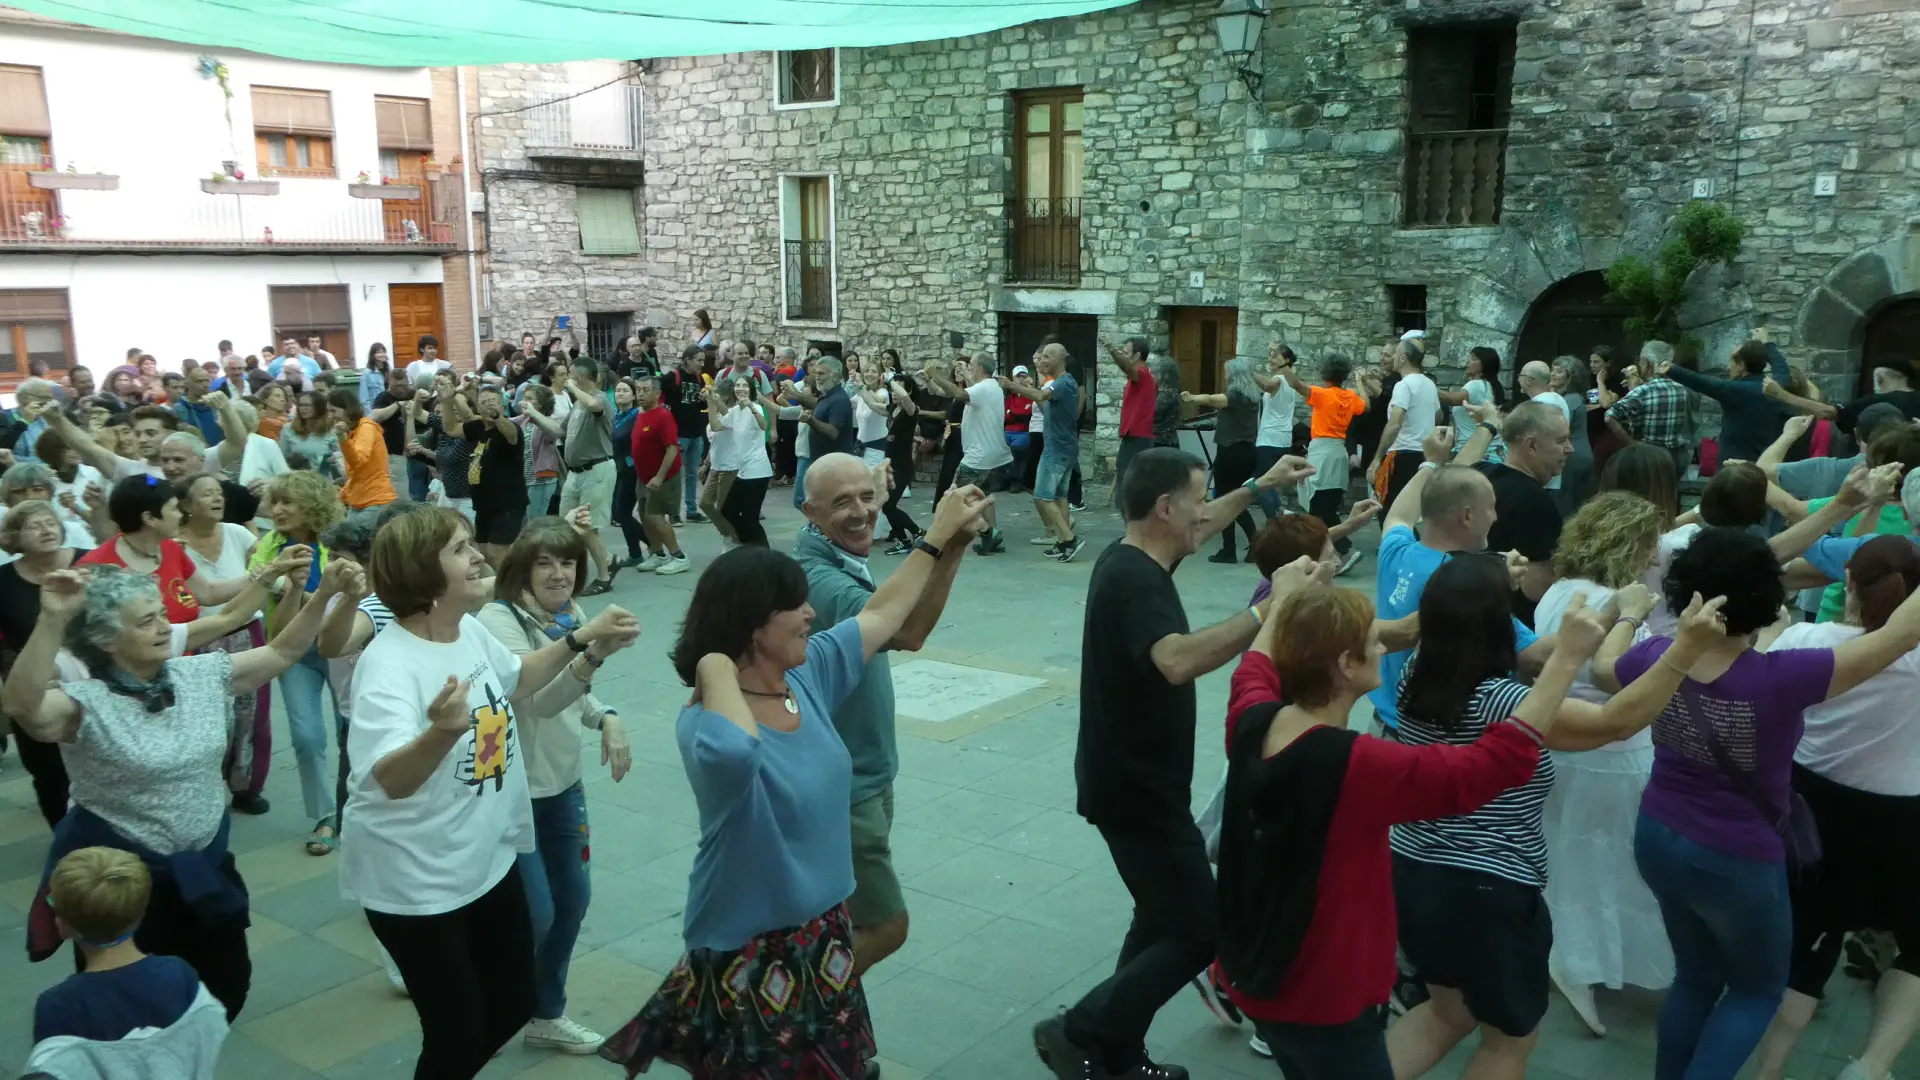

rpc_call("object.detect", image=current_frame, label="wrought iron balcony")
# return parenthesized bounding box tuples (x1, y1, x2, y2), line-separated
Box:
(783, 238, 833, 322)
(1005, 196, 1082, 286)
(526, 82, 645, 156)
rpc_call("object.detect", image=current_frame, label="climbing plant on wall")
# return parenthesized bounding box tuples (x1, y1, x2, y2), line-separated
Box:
(1604, 201, 1746, 356)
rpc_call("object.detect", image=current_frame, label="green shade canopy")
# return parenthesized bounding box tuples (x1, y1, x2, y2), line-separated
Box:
(5, 0, 1140, 66)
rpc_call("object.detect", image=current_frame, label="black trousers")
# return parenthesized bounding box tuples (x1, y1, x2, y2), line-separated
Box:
(111, 852, 251, 1021)
(1213, 441, 1260, 557)
(610, 464, 648, 559)
(367, 869, 536, 1080)
(1065, 822, 1217, 1071)
(933, 436, 964, 504)
(1023, 431, 1045, 492)
(12, 721, 68, 827)
(774, 418, 799, 479)
(1382, 449, 1424, 514)
(1309, 487, 1352, 555)
(722, 476, 771, 547)
(883, 443, 921, 540)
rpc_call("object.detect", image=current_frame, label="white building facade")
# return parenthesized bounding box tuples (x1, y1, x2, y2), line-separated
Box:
(0, 10, 469, 385)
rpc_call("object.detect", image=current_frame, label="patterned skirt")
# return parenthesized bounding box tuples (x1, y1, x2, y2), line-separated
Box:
(600, 904, 874, 1079)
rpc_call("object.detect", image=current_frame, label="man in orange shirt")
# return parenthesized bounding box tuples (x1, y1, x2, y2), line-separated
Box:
(1276, 345, 1375, 572)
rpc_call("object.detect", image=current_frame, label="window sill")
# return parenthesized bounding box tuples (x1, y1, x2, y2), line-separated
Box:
(259, 170, 339, 181)
(580, 248, 643, 257)
(200, 179, 280, 196)
(780, 317, 838, 329)
(774, 98, 838, 111)
(1392, 224, 1504, 236)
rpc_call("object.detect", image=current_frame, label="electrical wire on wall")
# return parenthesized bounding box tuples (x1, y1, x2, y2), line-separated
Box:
(1726, 0, 1756, 212)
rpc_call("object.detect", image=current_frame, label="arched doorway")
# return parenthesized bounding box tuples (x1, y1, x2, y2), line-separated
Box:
(1857, 295, 1920, 398)
(1512, 270, 1640, 390)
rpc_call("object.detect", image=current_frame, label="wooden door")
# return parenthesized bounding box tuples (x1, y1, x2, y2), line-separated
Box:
(388, 284, 444, 364)
(1167, 306, 1239, 397)
(1514, 271, 1638, 374)
(1860, 297, 1920, 398)
(381, 150, 431, 242)
(0, 134, 54, 240)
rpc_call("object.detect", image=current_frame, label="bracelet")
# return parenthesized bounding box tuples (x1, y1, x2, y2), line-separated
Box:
(1241, 476, 1261, 493)
(1248, 604, 1264, 627)
(1658, 653, 1691, 678)
(1612, 615, 1643, 630)
(1503, 716, 1546, 747)
(1417, 461, 1439, 472)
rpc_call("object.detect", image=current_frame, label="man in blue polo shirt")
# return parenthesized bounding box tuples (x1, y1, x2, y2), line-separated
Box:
(1371, 411, 1555, 732)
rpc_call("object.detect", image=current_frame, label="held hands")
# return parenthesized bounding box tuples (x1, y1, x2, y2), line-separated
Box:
(1611, 582, 1657, 623)
(1840, 461, 1903, 507)
(1268, 554, 1329, 608)
(1504, 550, 1529, 591)
(1762, 375, 1784, 399)
(1671, 593, 1731, 661)
(271, 544, 315, 585)
(1255, 453, 1315, 491)
(316, 558, 363, 599)
(1554, 592, 1610, 659)
(1421, 426, 1454, 465)
(926, 484, 992, 549)
(427, 677, 474, 735)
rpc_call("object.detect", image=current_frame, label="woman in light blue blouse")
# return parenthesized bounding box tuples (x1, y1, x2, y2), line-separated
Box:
(601, 469, 985, 1079)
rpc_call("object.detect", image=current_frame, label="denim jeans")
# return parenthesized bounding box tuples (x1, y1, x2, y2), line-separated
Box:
(792, 456, 812, 510)
(279, 647, 343, 822)
(1254, 444, 1292, 519)
(523, 478, 557, 527)
(516, 782, 591, 1020)
(1634, 814, 1791, 1080)
(1253, 1007, 1393, 1080)
(406, 455, 432, 502)
(678, 435, 706, 515)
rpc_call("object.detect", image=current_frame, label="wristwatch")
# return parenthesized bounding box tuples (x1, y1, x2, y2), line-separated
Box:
(912, 537, 944, 560)
(1479, 421, 1499, 437)
(562, 629, 589, 653)
(1241, 477, 1261, 493)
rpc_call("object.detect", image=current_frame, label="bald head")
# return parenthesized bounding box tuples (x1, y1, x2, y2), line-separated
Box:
(1039, 342, 1069, 375)
(803, 452, 882, 556)
(1419, 464, 1493, 523)
(1518, 361, 1553, 395)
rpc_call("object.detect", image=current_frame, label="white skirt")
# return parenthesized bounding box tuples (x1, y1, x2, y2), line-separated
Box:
(1542, 743, 1674, 990)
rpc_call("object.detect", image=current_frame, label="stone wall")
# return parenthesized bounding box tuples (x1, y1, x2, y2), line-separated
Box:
(473, 0, 1920, 467)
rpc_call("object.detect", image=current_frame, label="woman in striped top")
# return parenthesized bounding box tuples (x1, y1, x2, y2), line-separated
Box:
(1386, 553, 1725, 1079)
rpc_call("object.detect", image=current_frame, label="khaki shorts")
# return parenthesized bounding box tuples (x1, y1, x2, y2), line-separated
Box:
(847, 786, 906, 927)
(642, 475, 678, 518)
(560, 459, 615, 528)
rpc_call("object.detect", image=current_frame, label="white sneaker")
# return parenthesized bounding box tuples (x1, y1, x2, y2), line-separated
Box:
(635, 552, 668, 573)
(1248, 1032, 1272, 1058)
(378, 945, 408, 996)
(655, 553, 691, 576)
(524, 1015, 604, 1054)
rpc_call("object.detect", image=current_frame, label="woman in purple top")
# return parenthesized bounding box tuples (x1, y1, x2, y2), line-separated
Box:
(1591, 526, 1920, 1080)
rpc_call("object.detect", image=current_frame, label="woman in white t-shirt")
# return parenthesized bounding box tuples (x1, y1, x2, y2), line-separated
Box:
(1750, 534, 1920, 1080)
(342, 508, 640, 1079)
(716, 377, 773, 548)
(1531, 492, 1674, 1036)
(176, 474, 273, 816)
(699, 379, 743, 546)
(851, 366, 892, 466)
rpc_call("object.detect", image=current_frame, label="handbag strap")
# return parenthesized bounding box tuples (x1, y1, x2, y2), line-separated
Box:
(1673, 677, 1790, 834)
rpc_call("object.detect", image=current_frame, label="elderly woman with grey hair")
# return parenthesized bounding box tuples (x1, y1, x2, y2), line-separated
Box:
(1551, 354, 1597, 512)
(1182, 355, 1265, 563)
(5, 559, 361, 1020)
(2, 461, 95, 549)
(1149, 352, 1183, 449)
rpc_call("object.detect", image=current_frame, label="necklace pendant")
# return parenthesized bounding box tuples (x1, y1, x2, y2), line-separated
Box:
(783, 694, 799, 715)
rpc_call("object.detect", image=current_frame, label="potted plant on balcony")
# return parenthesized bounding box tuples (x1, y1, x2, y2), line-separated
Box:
(348, 171, 422, 201)
(200, 163, 278, 196)
(29, 161, 118, 191)
(20, 210, 68, 239)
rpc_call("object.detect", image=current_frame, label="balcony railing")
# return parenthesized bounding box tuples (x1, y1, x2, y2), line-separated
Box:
(0, 166, 457, 249)
(1403, 129, 1508, 228)
(1005, 196, 1082, 285)
(527, 82, 645, 154)
(783, 238, 833, 322)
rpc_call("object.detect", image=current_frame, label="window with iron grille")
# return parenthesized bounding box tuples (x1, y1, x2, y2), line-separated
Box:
(1007, 87, 1084, 285)
(587, 312, 632, 361)
(1389, 284, 1428, 336)
(1402, 23, 1515, 228)
(780, 175, 834, 323)
(776, 49, 837, 107)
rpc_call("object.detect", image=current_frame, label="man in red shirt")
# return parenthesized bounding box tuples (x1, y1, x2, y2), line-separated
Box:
(1104, 335, 1158, 498)
(629, 375, 688, 574)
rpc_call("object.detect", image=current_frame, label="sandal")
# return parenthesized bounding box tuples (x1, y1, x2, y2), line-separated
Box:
(306, 816, 338, 856)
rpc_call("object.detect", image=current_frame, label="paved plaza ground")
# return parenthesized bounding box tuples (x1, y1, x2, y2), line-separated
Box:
(0, 489, 1905, 1079)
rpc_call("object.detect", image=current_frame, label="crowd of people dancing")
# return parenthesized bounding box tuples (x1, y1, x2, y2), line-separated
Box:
(3, 312, 1918, 1080)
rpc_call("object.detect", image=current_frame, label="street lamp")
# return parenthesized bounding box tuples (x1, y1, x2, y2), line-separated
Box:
(1214, 0, 1269, 99)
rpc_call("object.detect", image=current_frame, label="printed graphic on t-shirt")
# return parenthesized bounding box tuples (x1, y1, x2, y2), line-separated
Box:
(457, 682, 517, 793)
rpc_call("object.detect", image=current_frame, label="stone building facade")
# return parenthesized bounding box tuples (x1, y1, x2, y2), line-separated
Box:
(472, 0, 1920, 469)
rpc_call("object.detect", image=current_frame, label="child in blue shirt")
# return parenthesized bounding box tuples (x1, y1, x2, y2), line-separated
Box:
(33, 846, 201, 1045)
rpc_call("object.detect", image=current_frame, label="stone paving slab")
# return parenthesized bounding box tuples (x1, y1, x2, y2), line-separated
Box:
(0, 493, 1905, 1079)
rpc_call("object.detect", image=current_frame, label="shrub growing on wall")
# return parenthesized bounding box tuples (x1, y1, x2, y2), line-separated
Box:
(1605, 202, 1746, 360)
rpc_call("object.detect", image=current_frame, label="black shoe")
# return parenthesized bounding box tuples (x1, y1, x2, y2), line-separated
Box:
(1032, 1015, 1099, 1080)
(1109, 1060, 1189, 1080)
(973, 530, 1006, 555)
(1243, 550, 1256, 563)
(580, 578, 614, 597)
(884, 536, 914, 556)
(685, 511, 710, 524)
(231, 792, 271, 815)
(1054, 537, 1086, 563)
(863, 1064, 880, 1080)
(1208, 549, 1238, 564)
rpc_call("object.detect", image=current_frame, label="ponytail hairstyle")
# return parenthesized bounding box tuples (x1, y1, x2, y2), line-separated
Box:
(1847, 533, 1920, 632)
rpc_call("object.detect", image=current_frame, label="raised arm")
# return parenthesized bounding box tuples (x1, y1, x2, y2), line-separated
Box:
(1182, 392, 1228, 409)
(855, 483, 990, 660)
(1661, 363, 1733, 404)
(1761, 375, 1837, 420)
(508, 604, 639, 708)
(42, 408, 122, 478)
(1769, 462, 1898, 561)
(1194, 453, 1315, 547)
(1757, 414, 1816, 480)
(0, 569, 84, 742)
(1829, 581, 1920, 698)
(229, 560, 359, 695)
(1102, 336, 1145, 381)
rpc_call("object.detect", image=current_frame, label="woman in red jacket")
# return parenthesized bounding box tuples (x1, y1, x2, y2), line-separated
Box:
(1212, 582, 1725, 1078)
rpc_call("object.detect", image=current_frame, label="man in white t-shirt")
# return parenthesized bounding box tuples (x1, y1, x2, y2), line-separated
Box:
(1365, 336, 1441, 511)
(1518, 360, 1570, 490)
(405, 335, 452, 389)
(1254, 344, 1301, 519)
(922, 351, 1013, 555)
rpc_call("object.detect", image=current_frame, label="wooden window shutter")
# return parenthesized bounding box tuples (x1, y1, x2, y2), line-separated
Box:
(577, 187, 640, 255)
(0, 288, 68, 321)
(269, 285, 351, 330)
(375, 96, 433, 151)
(252, 86, 334, 137)
(0, 65, 51, 138)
